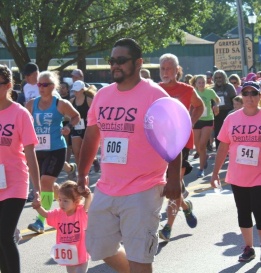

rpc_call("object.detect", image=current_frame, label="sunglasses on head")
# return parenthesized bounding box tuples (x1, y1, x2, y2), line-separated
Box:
(37, 82, 54, 87)
(241, 90, 260, 96)
(108, 57, 133, 66)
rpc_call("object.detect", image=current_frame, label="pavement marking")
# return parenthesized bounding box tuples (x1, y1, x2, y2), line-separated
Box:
(20, 227, 56, 238)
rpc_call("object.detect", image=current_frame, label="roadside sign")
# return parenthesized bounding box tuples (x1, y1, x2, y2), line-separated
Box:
(214, 38, 253, 70)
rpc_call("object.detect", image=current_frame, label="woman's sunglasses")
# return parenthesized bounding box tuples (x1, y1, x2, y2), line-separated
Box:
(241, 90, 260, 96)
(37, 83, 54, 87)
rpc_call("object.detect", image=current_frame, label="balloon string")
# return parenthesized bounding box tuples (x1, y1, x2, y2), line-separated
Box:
(168, 199, 178, 216)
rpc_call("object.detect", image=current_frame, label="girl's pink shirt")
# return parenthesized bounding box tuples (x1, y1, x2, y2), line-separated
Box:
(47, 205, 89, 265)
(0, 102, 38, 201)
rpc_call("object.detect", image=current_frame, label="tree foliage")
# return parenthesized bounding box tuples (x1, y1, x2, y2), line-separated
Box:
(200, 0, 260, 40)
(0, 0, 210, 72)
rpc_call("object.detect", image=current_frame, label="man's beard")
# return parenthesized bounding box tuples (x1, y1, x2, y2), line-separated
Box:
(161, 78, 171, 84)
(112, 71, 125, 83)
(112, 67, 136, 83)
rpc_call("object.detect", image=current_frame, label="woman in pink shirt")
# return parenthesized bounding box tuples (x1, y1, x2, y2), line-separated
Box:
(211, 81, 261, 263)
(0, 65, 41, 273)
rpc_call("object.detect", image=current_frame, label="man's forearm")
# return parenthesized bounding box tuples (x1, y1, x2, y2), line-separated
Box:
(167, 153, 182, 184)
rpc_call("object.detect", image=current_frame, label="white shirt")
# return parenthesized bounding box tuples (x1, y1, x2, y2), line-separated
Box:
(23, 83, 39, 103)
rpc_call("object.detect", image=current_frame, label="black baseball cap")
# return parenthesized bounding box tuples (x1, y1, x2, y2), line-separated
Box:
(23, 62, 39, 76)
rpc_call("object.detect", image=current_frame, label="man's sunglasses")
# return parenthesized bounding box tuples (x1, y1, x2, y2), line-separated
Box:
(108, 57, 133, 66)
(0, 81, 8, 86)
(37, 83, 54, 87)
(241, 90, 260, 96)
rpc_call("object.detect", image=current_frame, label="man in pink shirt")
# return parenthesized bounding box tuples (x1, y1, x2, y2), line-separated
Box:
(77, 38, 181, 273)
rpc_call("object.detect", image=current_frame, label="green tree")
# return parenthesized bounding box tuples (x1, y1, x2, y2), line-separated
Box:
(200, 0, 238, 38)
(0, 0, 210, 72)
(200, 0, 260, 40)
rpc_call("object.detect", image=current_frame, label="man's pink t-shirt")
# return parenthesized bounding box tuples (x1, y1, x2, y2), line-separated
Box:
(88, 79, 170, 196)
(47, 205, 89, 265)
(218, 109, 261, 187)
(0, 102, 38, 201)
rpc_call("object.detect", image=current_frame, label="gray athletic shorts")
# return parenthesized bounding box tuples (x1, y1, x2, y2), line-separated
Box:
(86, 185, 164, 263)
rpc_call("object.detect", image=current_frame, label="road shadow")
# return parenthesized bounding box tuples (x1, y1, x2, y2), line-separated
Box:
(157, 234, 192, 255)
(218, 262, 260, 273)
(44, 258, 57, 265)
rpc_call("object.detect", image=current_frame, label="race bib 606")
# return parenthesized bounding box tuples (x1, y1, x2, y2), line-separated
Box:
(102, 137, 128, 164)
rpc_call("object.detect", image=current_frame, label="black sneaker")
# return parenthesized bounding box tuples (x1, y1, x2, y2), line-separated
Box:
(238, 246, 255, 262)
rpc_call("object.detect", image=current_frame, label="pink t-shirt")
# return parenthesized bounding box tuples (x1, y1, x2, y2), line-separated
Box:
(218, 109, 261, 187)
(47, 205, 89, 265)
(0, 102, 38, 201)
(88, 79, 169, 196)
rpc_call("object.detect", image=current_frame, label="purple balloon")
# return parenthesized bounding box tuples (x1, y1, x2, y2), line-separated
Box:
(144, 97, 192, 162)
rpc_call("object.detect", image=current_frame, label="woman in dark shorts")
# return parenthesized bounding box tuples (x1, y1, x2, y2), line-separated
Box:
(191, 75, 220, 178)
(26, 71, 80, 234)
(70, 81, 100, 172)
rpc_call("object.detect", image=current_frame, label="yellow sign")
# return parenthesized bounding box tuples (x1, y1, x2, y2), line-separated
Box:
(214, 38, 253, 71)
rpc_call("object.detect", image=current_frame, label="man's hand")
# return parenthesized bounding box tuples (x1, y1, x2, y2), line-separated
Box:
(77, 176, 90, 196)
(162, 180, 181, 200)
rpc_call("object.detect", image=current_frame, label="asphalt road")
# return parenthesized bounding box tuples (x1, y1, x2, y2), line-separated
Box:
(16, 150, 261, 273)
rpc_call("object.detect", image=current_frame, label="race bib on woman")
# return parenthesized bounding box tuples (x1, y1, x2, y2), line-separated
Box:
(236, 145, 259, 166)
(74, 118, 85, 130)
(35, 134, 51, 150)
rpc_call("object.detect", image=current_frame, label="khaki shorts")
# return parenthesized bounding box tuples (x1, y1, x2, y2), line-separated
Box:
(86, 185, 164, 263)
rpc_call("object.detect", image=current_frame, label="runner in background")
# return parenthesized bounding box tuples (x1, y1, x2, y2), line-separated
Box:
(26, 71, 80, 234)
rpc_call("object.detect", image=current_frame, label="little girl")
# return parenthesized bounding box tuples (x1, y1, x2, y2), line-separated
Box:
(33, 180, 92, 273)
